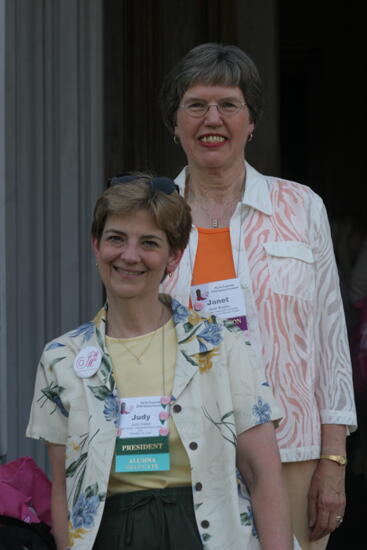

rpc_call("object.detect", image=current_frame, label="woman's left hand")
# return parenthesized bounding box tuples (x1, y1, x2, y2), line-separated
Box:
(308, 459, 346, 541)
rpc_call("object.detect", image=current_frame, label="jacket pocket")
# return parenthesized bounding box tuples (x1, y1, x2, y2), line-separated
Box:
(263, 241, 315, 300)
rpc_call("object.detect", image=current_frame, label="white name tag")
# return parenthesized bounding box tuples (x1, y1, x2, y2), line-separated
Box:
(115, 395, 171, 472)
(191, 278, 247, 331)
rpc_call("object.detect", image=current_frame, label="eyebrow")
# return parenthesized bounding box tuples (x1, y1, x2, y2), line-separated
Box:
(184, 95, 241, 102)
(103, 229, 164, 241)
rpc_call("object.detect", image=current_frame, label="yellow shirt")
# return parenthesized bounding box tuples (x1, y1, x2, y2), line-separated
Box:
(106, 317, 191, 493)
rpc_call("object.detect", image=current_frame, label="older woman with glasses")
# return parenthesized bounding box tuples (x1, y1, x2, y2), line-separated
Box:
(26, 174, 293, 550)
(160, 43, 357, 550)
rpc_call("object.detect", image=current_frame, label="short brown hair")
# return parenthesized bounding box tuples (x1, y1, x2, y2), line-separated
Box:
(91, 173, 192, 252)
(160, 42, 263, 133)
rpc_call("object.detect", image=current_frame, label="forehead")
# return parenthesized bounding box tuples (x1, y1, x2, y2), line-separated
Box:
(103, 210, 164, 235)
(182, 84, 244, 101)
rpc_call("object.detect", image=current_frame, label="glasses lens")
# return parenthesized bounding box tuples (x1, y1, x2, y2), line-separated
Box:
(184, 102, 207, 117)
(182, 100, 244, 117)
(218, 101, 241, 114)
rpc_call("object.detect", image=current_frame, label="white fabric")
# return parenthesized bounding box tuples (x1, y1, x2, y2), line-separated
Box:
(162, 163, 357, 462)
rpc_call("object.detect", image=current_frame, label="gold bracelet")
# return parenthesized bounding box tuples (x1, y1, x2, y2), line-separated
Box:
(320, 454, 347, 465)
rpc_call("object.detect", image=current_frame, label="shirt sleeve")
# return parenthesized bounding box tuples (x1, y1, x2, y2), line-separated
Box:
(312, 196, 357, 430)
(223, 328, 283, 435)
(26, 346, 70, 445)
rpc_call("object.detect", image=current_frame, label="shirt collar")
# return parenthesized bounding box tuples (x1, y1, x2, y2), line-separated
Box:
(92, 297, 217, 358)
(176, 162, 273, 216)
(242, 162, 273, 215)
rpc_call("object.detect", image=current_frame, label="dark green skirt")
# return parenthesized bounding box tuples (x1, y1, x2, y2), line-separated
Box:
(93, 486, 203, 550)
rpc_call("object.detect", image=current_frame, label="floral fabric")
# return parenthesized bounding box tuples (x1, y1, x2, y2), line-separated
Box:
(26, 297, 282, 550)
(162, 163, 357, 462)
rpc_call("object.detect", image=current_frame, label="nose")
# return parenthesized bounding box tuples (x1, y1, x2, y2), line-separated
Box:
(204, 104, 222, 124)
(121, 242, 140, 263)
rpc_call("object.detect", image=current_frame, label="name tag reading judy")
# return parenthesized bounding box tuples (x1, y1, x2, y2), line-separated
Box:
(115, 395, 171, 473)
(191, 278, 248, 332)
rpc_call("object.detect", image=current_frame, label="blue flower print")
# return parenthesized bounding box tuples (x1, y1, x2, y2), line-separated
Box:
(197, 320, 223, 351)
(252, 397, 271, 424)
(69, 322, 95, 344)
(71, 492, 100, 529)
(45, 341, 66, 351)
(172, 299, 189, 323)
(103, 393, 119, 425)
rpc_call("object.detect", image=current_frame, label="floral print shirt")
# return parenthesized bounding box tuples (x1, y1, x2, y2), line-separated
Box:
(162, 163, 357, 462)
(26, 297, 282, 550)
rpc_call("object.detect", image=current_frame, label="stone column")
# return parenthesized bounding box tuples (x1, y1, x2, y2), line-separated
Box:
(3, 0, 103, 468)
(0, 0, 7, 460)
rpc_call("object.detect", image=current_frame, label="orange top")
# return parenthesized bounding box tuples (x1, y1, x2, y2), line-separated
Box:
(191, 227, 236, 285)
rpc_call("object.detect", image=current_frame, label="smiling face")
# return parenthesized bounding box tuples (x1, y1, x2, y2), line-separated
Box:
(92, 210, 182, 305)
(174, 84, 254, 172)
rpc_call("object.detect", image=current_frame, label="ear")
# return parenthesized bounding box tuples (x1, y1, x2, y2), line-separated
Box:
(91, 236, 100, 261)
(174, 122, 180, 139)
(166, 248, 184, 275)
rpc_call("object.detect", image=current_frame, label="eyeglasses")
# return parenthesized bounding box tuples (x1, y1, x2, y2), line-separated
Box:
(108, 174, 180, 195)
(179, 100, 247, 118)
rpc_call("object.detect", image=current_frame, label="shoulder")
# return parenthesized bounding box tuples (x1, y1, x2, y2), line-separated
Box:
(244, 163, 325, 224)
(267, 173, 323, 206)
(40, 319, 99, 364)
(169, 296, 225, 329)
(249, 162, 321, 202)
(170, 296, 241, 350)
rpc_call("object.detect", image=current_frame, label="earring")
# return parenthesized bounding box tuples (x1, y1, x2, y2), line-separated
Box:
(173, 135, 180, 145)
(95, 263, 99, 268)
(247, 132, 254, 143)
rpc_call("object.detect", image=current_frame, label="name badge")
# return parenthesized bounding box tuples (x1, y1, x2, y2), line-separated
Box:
(191, 277, 248, 331)
(73, 346, 102, 378)
(115, 395, 171, 473)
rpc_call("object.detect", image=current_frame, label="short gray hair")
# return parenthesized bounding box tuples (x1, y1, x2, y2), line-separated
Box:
(160, 43, 263, 133)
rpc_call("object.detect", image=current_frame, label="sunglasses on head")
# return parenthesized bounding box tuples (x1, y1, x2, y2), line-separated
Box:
(108, 174, 180, 195)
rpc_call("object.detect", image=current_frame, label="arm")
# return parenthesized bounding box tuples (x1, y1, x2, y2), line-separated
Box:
(309, 199, 356, 540)
(308, 424, 346, 541)
(47, 443, 68, 550)
(236, 422, 293, 550)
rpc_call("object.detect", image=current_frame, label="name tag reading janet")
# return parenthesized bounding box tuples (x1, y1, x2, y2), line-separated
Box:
(191, 278, 248, 332)
(115, 395, 170, 473)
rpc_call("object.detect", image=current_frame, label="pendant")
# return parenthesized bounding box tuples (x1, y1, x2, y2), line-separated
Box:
(211, 218, 218, 228)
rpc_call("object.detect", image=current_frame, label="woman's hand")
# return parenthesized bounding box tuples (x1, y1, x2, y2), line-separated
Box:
(308, 424, 347, 541)
(308, 459, 346, 541)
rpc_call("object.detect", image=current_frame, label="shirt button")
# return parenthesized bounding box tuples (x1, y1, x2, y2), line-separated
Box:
(173, 404, 182, 413)
(201, 520, 210, 528)
(195, 482, 202, 491)
(189, 442, 198, 450)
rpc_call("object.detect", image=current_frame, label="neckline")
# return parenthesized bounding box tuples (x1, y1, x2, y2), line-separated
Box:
(106, 316, 173, 343)
(196, 226, 230, 233)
